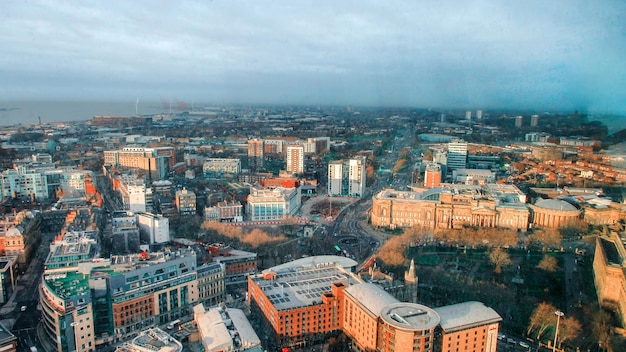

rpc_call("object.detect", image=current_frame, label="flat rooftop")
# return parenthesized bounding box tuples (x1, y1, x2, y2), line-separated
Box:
(252, 256, 361, 311)
(44, 271, 90, 299)
(434, 301, 502, 333)
(380, 303, 440, 332)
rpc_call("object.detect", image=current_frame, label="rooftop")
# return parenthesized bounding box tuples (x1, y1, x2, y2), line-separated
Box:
(434, 301, 502, 333)
(344, 283, 399, 317)
(115, 327, 182, 352)
(44, 271, 90, 300)
(380, 303, 440, 332)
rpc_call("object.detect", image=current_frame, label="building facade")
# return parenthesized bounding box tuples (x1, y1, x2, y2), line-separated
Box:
(327, 157, 366, 197)
(175, 188, 197, 216)
(203, 158, 242, 178)
(446, 142, 467, 171)
(286, 145, 304, 174)
(246, 186, 301, 222)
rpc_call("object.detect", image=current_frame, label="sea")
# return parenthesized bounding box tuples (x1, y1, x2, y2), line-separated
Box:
(0, 101, 168, 128)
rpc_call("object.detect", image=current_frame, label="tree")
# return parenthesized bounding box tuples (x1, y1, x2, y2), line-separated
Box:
(559, 316, 582, 347)
(537, 255, 559, 272)
(489, 248, 512, 274)
(592, 309, 613, 352)
(527, 302, 558, 341)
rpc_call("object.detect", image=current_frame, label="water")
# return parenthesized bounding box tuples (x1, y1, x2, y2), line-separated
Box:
(0, 101, 169, 127)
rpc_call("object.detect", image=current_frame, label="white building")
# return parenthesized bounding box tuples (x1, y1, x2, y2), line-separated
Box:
(203, 158, 241, 178)
(246, 186, 301, 222)
(0, 166, 49, 200)
(286, 145, 304, 174)
(136, 212, 170, 244)
(327, 157, 366, 197)
(193, 305, 261, 352)
(452, 169, 496, 185)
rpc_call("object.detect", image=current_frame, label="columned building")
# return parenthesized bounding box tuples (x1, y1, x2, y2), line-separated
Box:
(529, 199, 581, 229)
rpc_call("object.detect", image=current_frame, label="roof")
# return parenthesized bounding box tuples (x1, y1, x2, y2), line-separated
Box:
(197, 309, 233, 352)
(534, 198, 577, 211)
(434, 301, 502, 333)
(226, 308, 261, 349)
(380, 303, 440, 332)
(343, 283, 399, 317)
(265, 255, 357, 274)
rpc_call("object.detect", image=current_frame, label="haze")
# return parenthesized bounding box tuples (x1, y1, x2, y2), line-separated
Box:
(1, 1, 625, 114)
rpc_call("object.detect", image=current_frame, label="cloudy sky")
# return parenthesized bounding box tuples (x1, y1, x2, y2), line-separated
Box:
(1, 1, 625, 114)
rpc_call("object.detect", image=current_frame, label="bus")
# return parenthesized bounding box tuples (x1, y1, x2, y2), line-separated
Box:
(334, 245, 341, 254)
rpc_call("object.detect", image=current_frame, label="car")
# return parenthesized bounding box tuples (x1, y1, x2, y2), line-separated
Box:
(20, 305, 27, 312)
(519, 341, 530, 348)
(497, 333, 506, 341)
(506, 337, 516, 344)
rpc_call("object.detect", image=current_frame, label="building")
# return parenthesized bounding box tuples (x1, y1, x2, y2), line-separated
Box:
(0, 166, 49, 200)
(434, 302, 501, 352)
(327, 157, 367, 197)
(451, 169, 496, 186)
(248, 256, 360, 348)
(0, 256, 18, 305)
(476, 110, 483, 120)
(136, 212, 170, 245)
(371, 184, 529, 231)
(424, 163, 442, 189)
(465, 111, 472, 120)
(529, 199, 581, 229)
(197, 262, 226, 307)
(116, 176, 154, 213)
(249, 256, 502, 351)
(593, 231, 626, 327)
(446, 142, 467, 171)
(286, 145, 304, 174)
(246, 186, 301, 222)
(193, 305, 262, 352)
(248, 139, 264, 172)
(204, 200, 244, 223)
(0, 322, 17, 352)
(203, 158, 242, 178)
(530, 114, 539, 127)
(208, 244, 257, 287)
(111, 212, 140, 254)
(175, 188, 197, 216)
(515, 116, 523, 128)
(104, 147, 173, 180)
(114, 328, 182, 352)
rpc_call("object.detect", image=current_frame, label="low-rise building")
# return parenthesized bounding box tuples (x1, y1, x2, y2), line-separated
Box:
(114, 327, 182, 352)
(194, 305, 262, 352)
(434, 301, 501, 352)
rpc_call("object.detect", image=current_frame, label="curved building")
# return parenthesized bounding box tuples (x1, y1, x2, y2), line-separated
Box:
(529, 199, 580, 228)
(378, 303, 440, 352)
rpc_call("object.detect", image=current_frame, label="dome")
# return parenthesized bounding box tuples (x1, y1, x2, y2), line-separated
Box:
(534, 198, 577, 211)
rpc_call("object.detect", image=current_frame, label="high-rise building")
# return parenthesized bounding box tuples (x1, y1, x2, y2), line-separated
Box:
(424, 163, 442, 188)
(327, 157, 366, 197)
(476, 110, 483, 120)
(465, 110, 472, 120)
(104, 147, 173, 180)
(248, 139, 264, 172)
(515, 116, 523, 128)
(446, 141, 467, 171)
(286, 145, 304, 174)
(530, 114, 539, 127)
(136, 212, 170, 244)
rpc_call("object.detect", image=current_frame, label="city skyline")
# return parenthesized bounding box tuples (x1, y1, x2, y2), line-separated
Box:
(1, 1, 625, 116)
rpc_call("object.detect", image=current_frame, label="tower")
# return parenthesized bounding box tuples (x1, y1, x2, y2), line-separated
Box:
(515, 116, 523, 128)
(447, 141, 467, 171)
(286, 145, 304, 174)
(465, 110, 472, 120)
(530, 114, 539, 127)
(476, 110, 483, 120)
(404, 259, 418, 303)
(424, 163, 442, 188)
(248, 139, 264, 172)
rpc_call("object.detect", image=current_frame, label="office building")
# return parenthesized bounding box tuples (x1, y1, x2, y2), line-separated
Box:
(476, 110, 483, 120)
(515, 116, 523, 128)
(111, 212, 140, 254)
(530, 114, 539, 127)
(204, 200, 244, 223)
(196, 262, 226, 307)
(104, 147, 173, 180)
(446, 142, 467, 171)
(208, 244, 257, 287)
(465, 111, 472, 120)
(286, 145, 304, 174)
(246, 186, 301, 222)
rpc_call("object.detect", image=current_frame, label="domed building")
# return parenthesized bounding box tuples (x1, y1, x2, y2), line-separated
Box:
(529, 198, 581, 228)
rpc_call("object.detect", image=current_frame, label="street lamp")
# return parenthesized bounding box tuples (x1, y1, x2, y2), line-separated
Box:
(553, 310, 565, 352)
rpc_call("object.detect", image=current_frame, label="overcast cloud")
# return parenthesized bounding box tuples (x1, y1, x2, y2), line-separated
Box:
(0, 0, 625, 113)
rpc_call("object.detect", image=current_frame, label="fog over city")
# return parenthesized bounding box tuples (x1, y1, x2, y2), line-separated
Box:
(1, 1, 625, 115)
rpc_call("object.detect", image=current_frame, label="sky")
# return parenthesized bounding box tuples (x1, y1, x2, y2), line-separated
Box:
(1, 1, 625, 114)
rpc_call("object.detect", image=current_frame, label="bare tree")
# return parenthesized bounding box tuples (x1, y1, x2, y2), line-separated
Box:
(592, 309, 613, 352)
(559, 317, 582, 347)
(489, 248, 512, 274)
(527, 302, 558, 340)
(537, 255, 559, 272)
